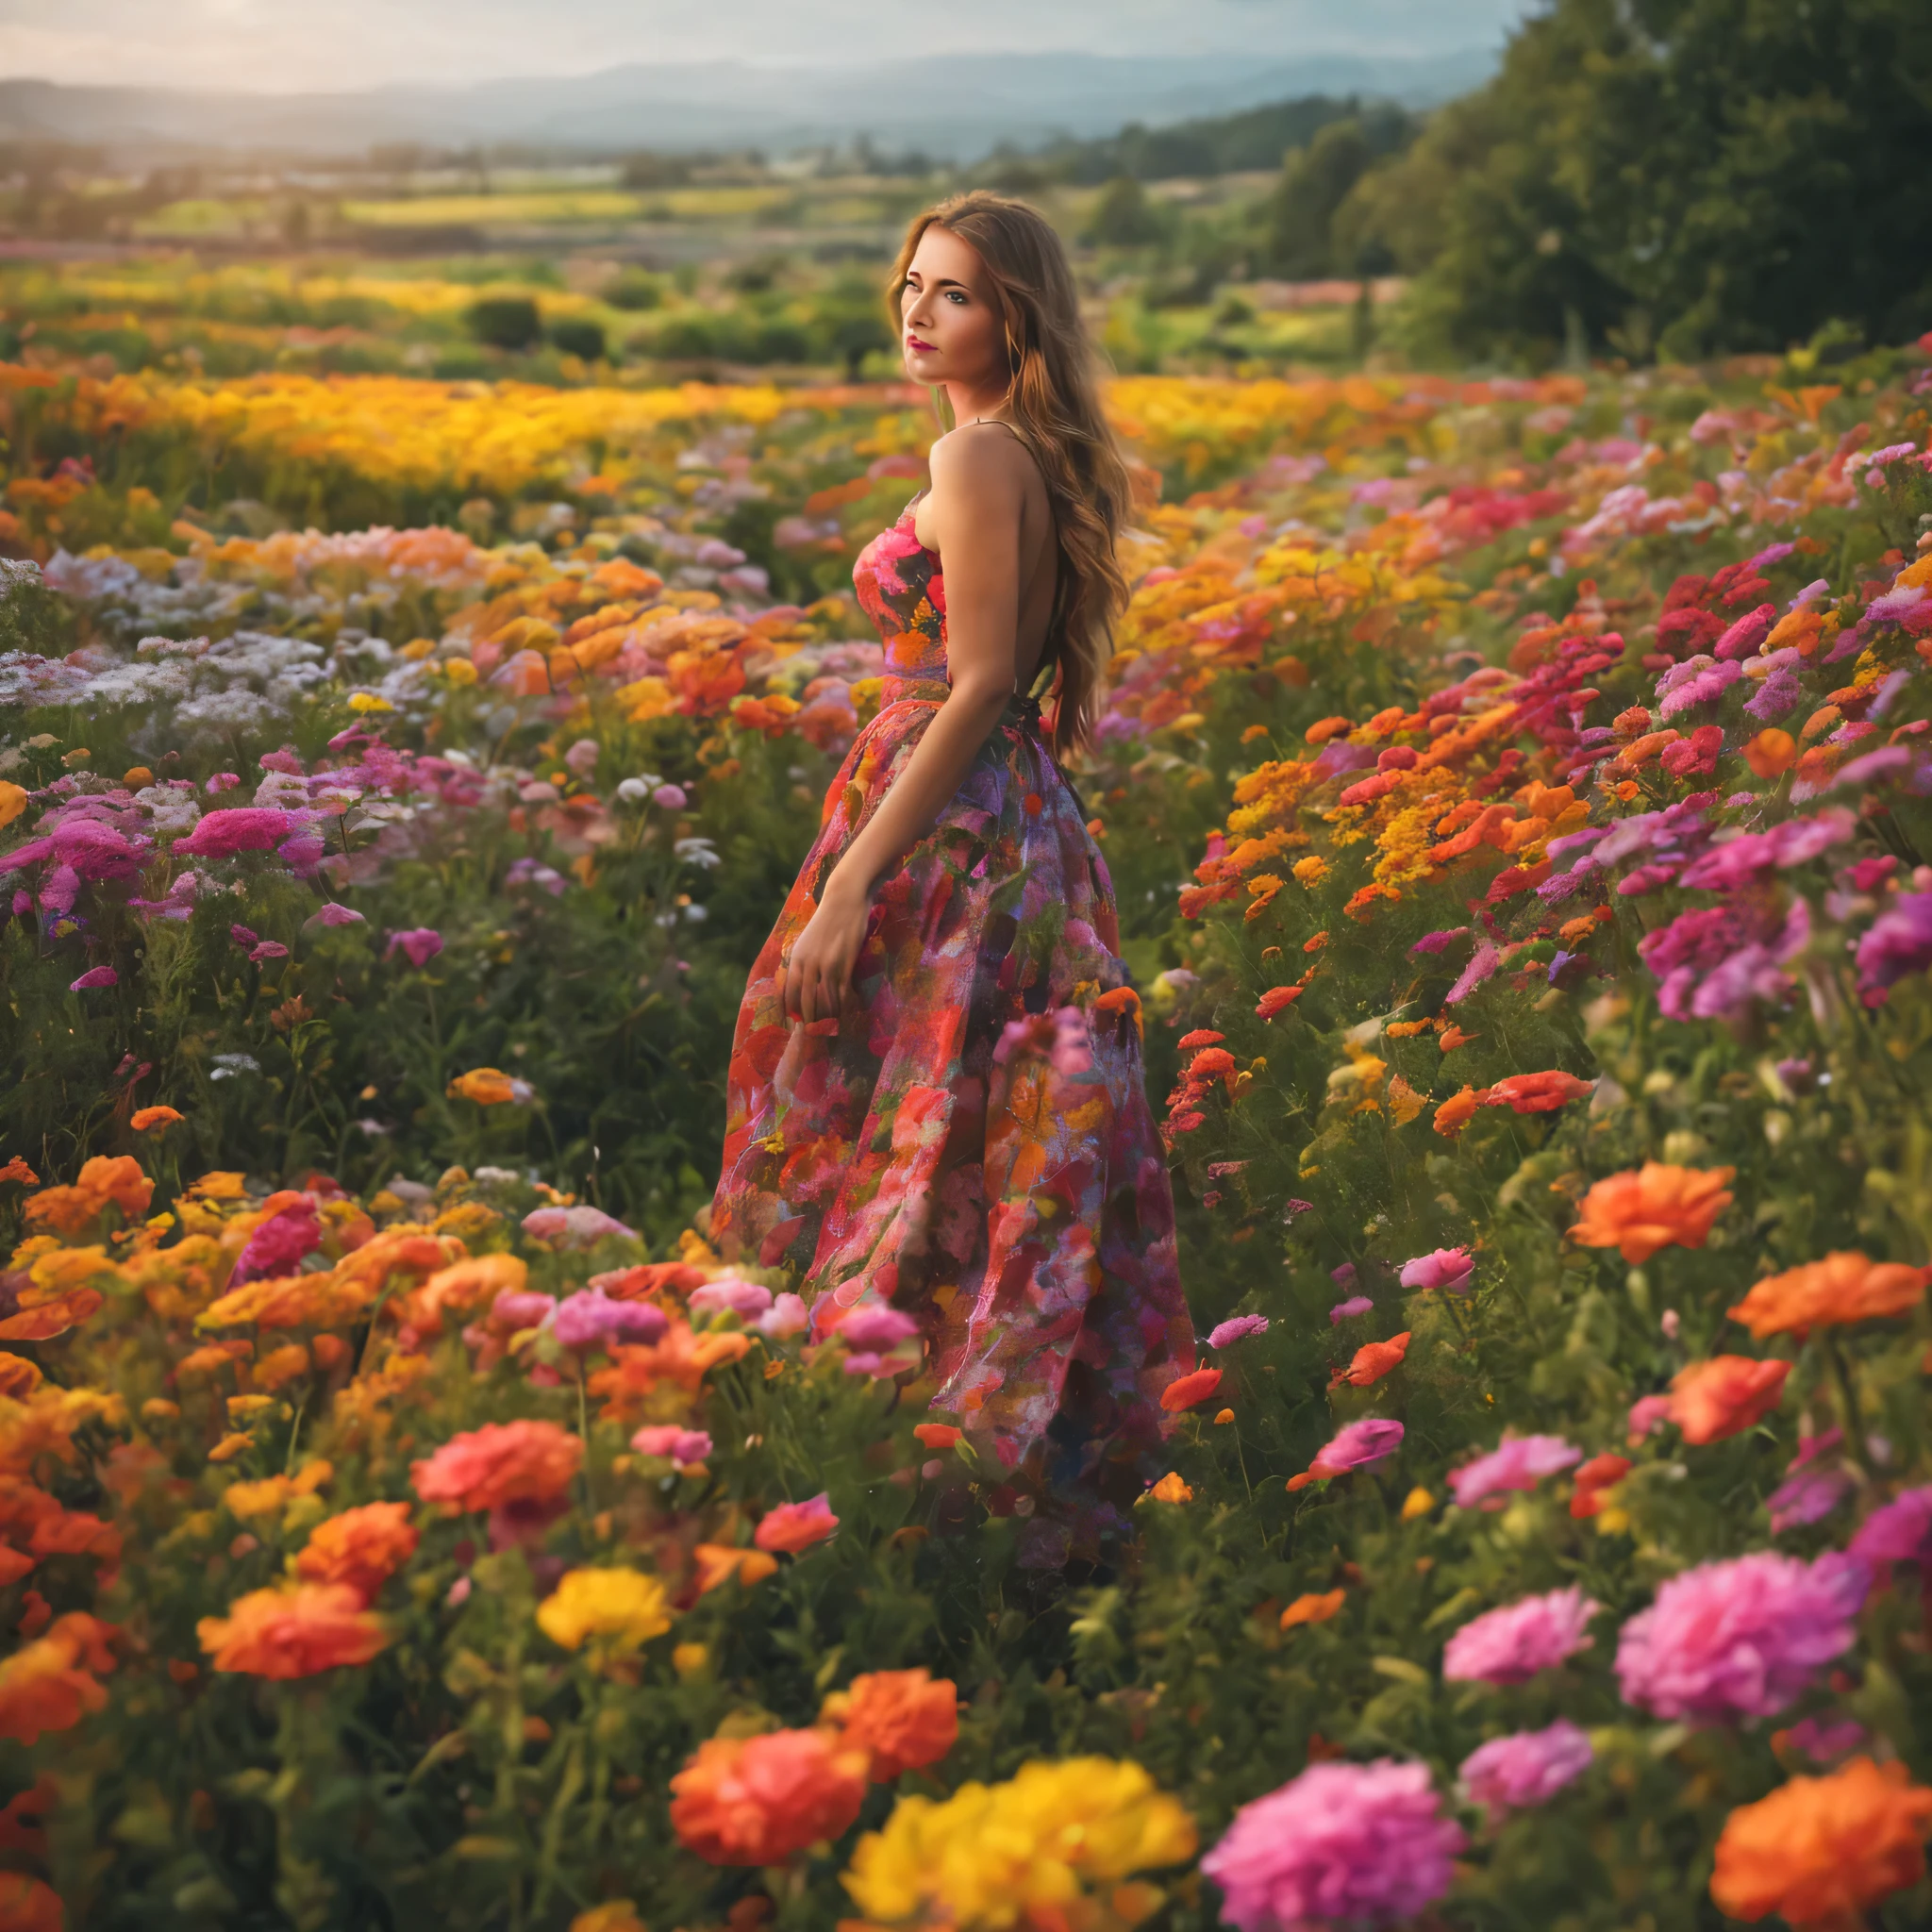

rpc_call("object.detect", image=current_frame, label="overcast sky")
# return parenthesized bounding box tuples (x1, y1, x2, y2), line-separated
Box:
(4, 0, 1531, 93)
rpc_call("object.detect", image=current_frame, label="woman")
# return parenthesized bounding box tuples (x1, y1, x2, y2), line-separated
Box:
(708, 192, 1194, 1566)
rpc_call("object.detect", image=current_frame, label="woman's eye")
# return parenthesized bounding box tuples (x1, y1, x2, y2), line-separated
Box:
(946, 291, 967, 305)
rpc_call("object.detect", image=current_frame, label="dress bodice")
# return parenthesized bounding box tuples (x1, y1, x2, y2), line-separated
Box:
(853, 491, 950, 702)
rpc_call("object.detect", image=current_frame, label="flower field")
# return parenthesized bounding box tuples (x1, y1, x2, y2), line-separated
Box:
(5, 335, 1932, 1931)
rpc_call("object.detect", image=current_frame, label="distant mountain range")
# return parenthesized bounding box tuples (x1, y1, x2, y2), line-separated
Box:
(0, 48, 1499, 163)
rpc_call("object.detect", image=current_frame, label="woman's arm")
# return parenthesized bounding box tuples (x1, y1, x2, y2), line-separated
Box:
(780, 426, 1033, 1025)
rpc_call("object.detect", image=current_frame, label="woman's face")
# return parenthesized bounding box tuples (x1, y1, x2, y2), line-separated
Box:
(899, 224, 1006, 390)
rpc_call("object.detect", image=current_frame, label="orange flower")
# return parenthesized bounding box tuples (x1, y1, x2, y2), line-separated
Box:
(1432, 1086, 1482, 1139)
(821, 1668, 958, 1779)
(912, 1423, 960, 1449)
(294, 1502, 420, 1602)
(0, 1355, 42, 1402)
(669, 1728, 869, 1865)
(1146, 1472, 1193, 1504)
(0, 1874, 62, 1932)
(1710, 1757, 1932, 1926)
(753, 1493, 839, 1554)
(1569, 1452, 1633, 1520)
(411, 1420, 583, 1513)
(0, 1158, 39, 1188)
(1159, 1367, 1224, 1412)
(21, 1155, 153, 1235)
(1279, 1590, 1346, 1629)
(446, 1067, 534, 1107)
(1568, 1162, 1735, 1263)
(1333, 1332, 1410, 1389)
(1483, 1070, 1593, 1113)
(130, 1106, 183, 1132)
(1669, 1356, 1791, 1445)
(0, 1611, 117, 1744)
(1256, 986, 1304, 1021)
(1728, 1252, 1931, 1340)
(1438, 1024, 1476, 1054)
(197, 1584, 391, 1677)
(402, 1253, 529, 1336)
(691, 1544, 779, 1594)
(1742, 728, 1799, 778)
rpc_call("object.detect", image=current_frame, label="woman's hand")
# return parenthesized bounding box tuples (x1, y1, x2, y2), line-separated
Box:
(781, 874, 871, 1025)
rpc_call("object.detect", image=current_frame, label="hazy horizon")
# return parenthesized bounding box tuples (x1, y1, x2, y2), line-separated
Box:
(1, 0, 1531, 95)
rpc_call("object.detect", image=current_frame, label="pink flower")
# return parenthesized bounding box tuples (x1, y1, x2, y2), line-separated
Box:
(1449, 1434, 1582, 1510)
(689, 1274, 774, 1318)
(1312, 1418, 1404, 1474)
(1443, 1586, 1600, 1685)
(491, 1291, 556, 1332)
(1847, 1486, 1932, 1577)
(835, 1306, 921, 1351)
(520, 1206, 636, 1248)
(1627, 1393, 1674, 1444)
(1399, 1247, 1474, 1293)
(172, 808, 294, 858)
(304, 903, 365, 929)
(632, 1425, 713, 1466)
(1458, 1721, 1592, 1820)
(753, 1493, 839, 1554)
(384, 927, 444, 968)
(652, 783, 687, 810)
(1209, 1314, 1270, 1348)
(68, 966, 117, 991)
(1328, 1296, 1373, 1324)
(1201, 1758, 1464, 1932)
(232, 1200, 322, 1284)
(1614, 1551, 1870, 1722)
(548, 1289, 667, 1351)
(1767, 1467, 1854, 1534)
(756, 1292, 809, 1338)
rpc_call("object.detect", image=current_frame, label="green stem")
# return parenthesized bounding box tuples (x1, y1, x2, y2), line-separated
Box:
(1819, 1330, 1877, 1478)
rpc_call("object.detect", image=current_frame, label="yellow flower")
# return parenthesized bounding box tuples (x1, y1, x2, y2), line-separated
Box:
(536, 1568, 672, 1656)
(844, 1757, 1195, 1930)
(1291, 855, 1328, 886)
(569, 1906, 646, 1932)
(347, 692, 393, 713)
(1401, 1487, 1436, 1521)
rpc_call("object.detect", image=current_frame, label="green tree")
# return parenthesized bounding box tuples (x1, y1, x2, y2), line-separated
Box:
(1361, 0, 1932, 364)
(1261, 120, 1374, 278)
(1088, 175, 1167, 249)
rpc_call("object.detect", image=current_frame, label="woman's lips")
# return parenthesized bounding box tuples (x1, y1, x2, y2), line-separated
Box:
(906, 335, 936, 352)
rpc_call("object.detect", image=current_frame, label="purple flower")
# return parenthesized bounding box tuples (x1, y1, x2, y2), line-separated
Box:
(1201, 1759, 1464, 1932)
(1744, 666, 1804, 720)
(756, 1291, 810, 1338)
(172, 808, 294, 858)
(1613, 1551, 1870, 1722)
(1209, 1314, 1270, 1348)
(836, 1305, 921, 1351)
(1857, 892, 1932, 993)
(1410, 926, 1471, 958)
(1847, 1486, 1932, 1576)
(385, 927, 444, 968)
(1313, 1418, 1404, 1474)
(651, 783, 687, 810)
(1399, 1247, 1473, 1293)
(1767, 1466, 1854, 1534)
(1458, 1721, 1593, 1819)
(68, 966, 117, 991)
(1449, 1434, 1582, 1510)
(688, 1274, 774, 1318)
(520, 1205, 637, 1248)
(1783, 1716, 1868, 1766)
(1656, 654, 1741, 719)
(1329, 1262, 1357, 1287)
(1443, 1587, 1600, 1685)
(631, 1424, 712, 1465)
(1328, 1295, 1374, 1324)
(548, 1288, 667, 1351)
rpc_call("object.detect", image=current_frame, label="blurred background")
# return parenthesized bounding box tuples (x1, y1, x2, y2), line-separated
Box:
(3, 0, 1926, 385)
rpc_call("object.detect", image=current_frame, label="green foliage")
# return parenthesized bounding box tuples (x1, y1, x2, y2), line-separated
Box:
(467, 298, 545, 352)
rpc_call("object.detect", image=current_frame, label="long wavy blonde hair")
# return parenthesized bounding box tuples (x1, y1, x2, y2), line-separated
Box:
(885, 191, 1131, 760)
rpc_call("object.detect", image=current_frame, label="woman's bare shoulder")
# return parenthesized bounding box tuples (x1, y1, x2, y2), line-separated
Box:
(927, 421, 1034, 501)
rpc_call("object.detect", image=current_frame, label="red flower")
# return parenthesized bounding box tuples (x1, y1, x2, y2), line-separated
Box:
(753, 1492, 839, 1553)
(1483, 1070, 1593, 1114)
(411, 1420, 583, 1514)
(1160, 1367, 1224, 1412)
(1257, 986, 1304, 1021)
(821, 1668, 958, 1779)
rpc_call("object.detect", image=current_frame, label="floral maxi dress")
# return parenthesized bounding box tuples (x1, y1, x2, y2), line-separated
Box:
(708, 492, 1194, 1557)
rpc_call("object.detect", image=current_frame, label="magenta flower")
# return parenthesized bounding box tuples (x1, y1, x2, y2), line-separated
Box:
(305, 903, 366, 929)
(68, 966, 117, 991)
(1847, 1486, 1932, 1577)
(231, 1201, 322, 1284)
(1767, 1466, 1854, 1534)
(1448, 1434, 1581, 1510)
(756, 1291, 810, 1338)
(1399, 1247, 1474, 1293)
(1201, 1758, 1464, 1932)
(631, 1424, 712, 1466)
(384, 927, 444, 968)
(1443, 1586, 1600, 1685)
(689, 1274, 774, 1318)
(1328, 1295, 1374, 1324)
(1209, 1314, 1270, 1348)
(1627, 1394, 1674, 1443)
(836, 1305, 922, 1351)
(1614, 1551, 1870, 1722)
(1783, 1716, 1869, 1766)
(548, 1288, 667, 1351)
(520, 1206, 636, 1248)
(1312, 1418, 1404, 1474)
(1458, 1721, 1592, 1820)
(1856, 892, 1932, 994)
(172, 808, 294, 858)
